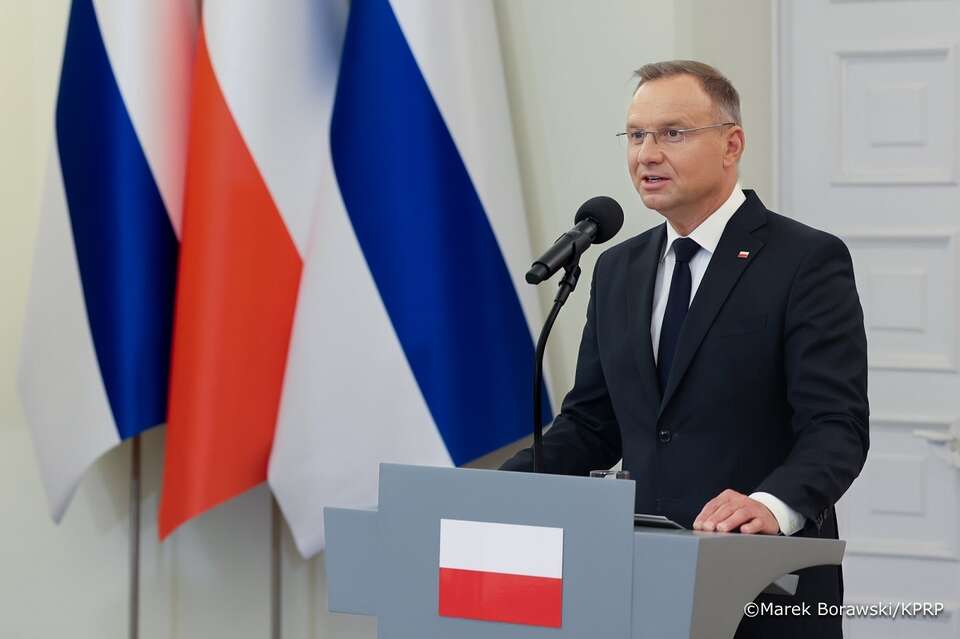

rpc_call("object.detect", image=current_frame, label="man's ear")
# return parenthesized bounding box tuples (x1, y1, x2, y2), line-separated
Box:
(723, 127, 745, 168)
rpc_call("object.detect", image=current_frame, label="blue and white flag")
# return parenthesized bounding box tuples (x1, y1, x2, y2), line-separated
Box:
(268, 0, 552, 557)
(18, 0, 196, 521)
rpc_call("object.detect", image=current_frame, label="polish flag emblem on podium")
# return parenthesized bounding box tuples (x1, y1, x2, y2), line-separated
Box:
(438, 519, 564, 627)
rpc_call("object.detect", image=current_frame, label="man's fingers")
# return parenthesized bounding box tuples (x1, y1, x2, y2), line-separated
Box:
(693, 491, 781, 534)
(694, 490, 736, 529)
(694, 489, 752, 531)
(693, 498, 725, 529)
(741, 510, 780, 535)
(740, 516, 777, 534)
(716, 507, 753, 533)
(702, 503, 739, 531)
(740, 517, 762, 534)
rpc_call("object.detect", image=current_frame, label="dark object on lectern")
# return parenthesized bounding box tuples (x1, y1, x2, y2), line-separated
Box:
(590, 469, 633, 480)
(634, 513, 685, 529)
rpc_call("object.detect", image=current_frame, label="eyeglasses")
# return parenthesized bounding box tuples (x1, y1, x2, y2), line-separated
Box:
(616, 122, 736, 146)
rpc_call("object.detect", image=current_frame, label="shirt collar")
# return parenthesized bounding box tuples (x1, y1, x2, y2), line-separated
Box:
(661, 182, 746, 262)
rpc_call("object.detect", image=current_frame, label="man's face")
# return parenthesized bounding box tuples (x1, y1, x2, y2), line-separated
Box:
(626, 74, 738, 216)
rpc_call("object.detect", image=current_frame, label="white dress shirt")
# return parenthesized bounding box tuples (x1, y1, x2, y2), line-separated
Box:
(649, 183, 806, 536)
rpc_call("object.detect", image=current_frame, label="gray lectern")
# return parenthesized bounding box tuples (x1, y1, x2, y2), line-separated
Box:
(325, 464, 844, 638)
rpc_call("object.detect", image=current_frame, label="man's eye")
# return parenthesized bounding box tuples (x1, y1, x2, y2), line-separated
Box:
(665, 129, 682, 139)
(630, 131, 646, 141)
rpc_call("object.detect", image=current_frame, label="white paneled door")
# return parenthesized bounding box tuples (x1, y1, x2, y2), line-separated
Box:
(779, 0, 960, 636)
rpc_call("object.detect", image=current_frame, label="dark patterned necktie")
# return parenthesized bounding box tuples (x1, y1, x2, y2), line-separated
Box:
(657, 237, 701, 391)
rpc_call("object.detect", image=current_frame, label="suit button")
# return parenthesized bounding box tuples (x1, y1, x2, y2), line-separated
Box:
(658, 429, 672, 444)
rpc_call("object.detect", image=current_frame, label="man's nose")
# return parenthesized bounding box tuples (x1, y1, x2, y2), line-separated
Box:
(635, 135, 663, 164)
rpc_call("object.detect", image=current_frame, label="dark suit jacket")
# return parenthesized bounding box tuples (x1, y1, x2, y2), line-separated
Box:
(501, 190, 869, 638)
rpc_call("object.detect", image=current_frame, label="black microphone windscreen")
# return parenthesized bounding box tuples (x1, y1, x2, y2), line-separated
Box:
(574, 196, 624, 244)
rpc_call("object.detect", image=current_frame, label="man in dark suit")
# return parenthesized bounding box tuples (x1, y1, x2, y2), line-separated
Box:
(501, 60, 869, 638)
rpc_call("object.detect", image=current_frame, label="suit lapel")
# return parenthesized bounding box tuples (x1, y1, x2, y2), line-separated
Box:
(626, 224, 666, 406)
(658, 193, 768, 418)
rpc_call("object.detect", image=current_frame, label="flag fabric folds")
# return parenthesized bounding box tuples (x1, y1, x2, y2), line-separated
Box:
(268, 0, 551, 557)
(158, 0, 336, 538)
(18, 0, 196, 521)
(23, 0, 551, 546)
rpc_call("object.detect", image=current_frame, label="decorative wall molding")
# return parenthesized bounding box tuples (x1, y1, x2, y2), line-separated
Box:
(845, 539, 959, 561)
(830, 43, 957, 185)
(838, 230, 958, 371)
(841, 415, 959, 561)
(782, 6, 960, 628)
(870, 414, 958, 430)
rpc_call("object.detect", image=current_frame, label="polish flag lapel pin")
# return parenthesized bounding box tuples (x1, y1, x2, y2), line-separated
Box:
(737, 250, 750, 259)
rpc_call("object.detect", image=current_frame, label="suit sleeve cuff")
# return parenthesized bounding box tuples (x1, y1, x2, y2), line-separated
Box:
(749, 491, 806, 536)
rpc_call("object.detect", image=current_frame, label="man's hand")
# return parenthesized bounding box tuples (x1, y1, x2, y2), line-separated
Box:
(693, 489, 780, 534)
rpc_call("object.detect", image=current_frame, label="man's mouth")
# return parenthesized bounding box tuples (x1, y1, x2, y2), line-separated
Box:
(639, 175, 671, 193)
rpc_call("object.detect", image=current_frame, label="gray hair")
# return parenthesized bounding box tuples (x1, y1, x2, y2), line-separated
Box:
(633, 60, 742, 126)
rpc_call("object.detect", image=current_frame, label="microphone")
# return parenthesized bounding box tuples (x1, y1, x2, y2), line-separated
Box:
(526, 196, 623, 472)
(525, 196, 624, 284)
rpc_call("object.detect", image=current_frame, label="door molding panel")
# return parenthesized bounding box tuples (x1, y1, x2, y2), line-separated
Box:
(836, 229, 959, 371)
(830, 43, 958, 185)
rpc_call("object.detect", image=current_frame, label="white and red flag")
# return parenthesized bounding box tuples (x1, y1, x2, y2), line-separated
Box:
(438, 519, 564, 628)
(159, 0, 333, 537)
(158, 0, 552, 546)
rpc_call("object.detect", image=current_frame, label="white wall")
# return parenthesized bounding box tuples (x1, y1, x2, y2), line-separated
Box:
(674, 0, 774, 203)
(0, 1, 772, 637)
